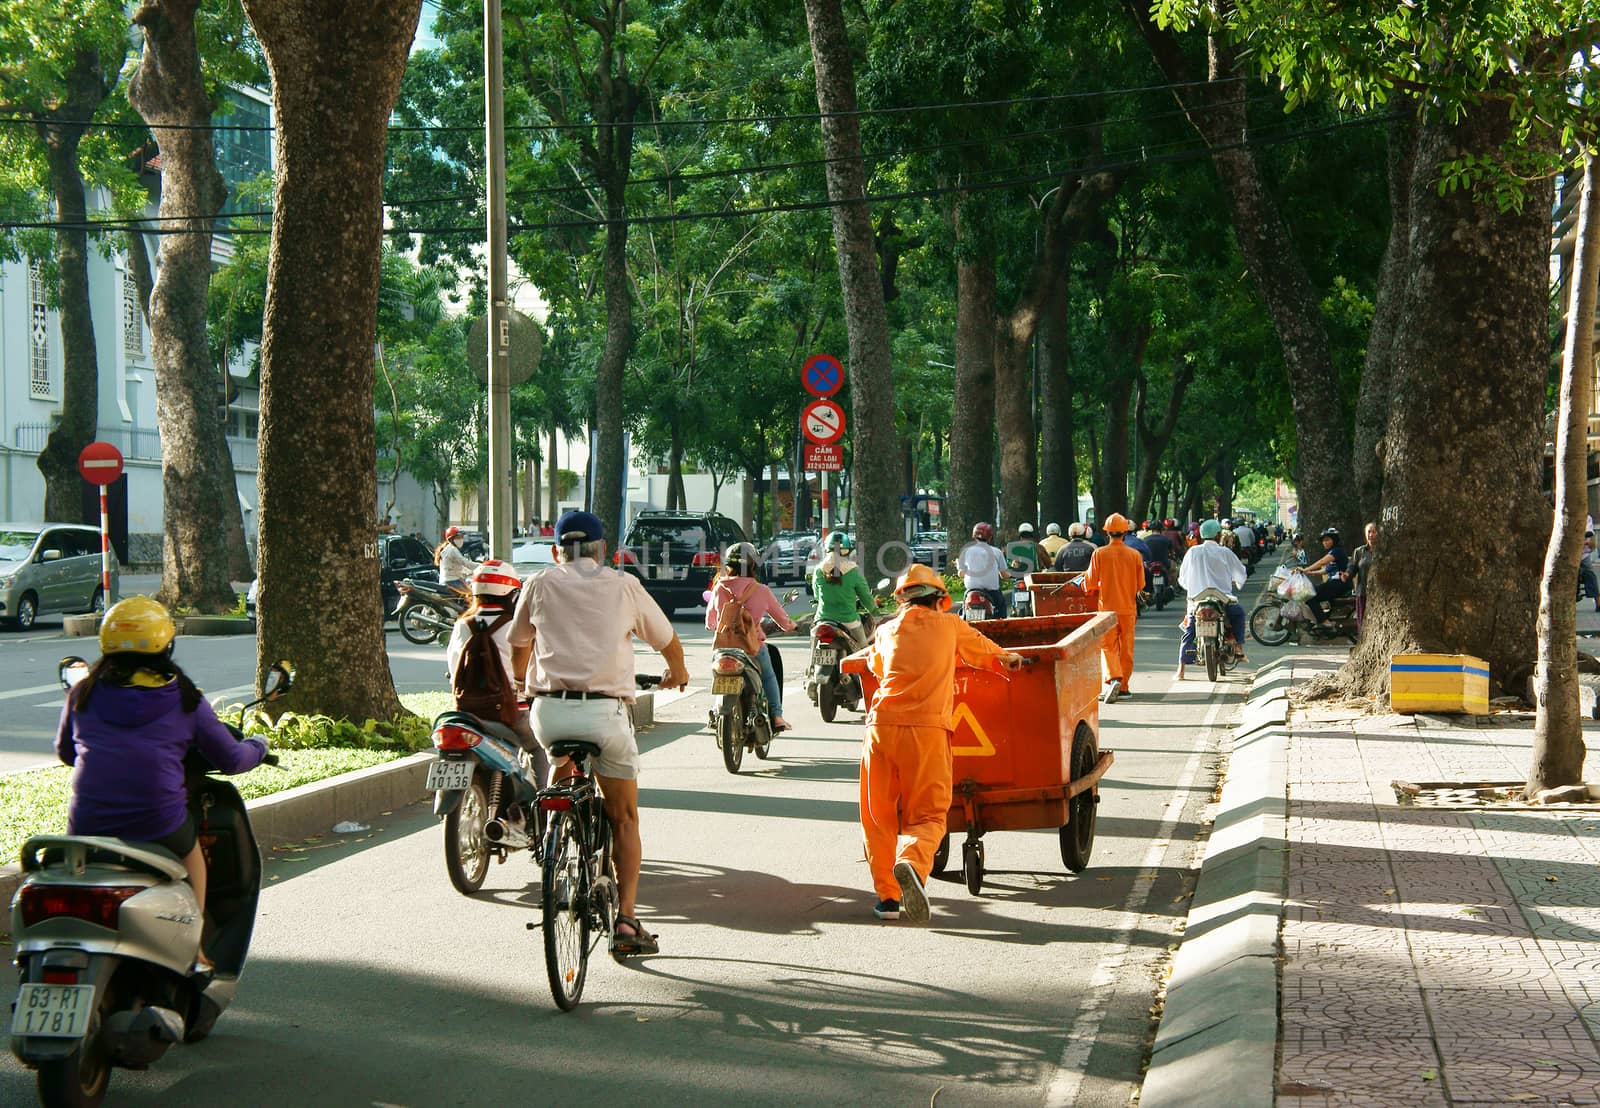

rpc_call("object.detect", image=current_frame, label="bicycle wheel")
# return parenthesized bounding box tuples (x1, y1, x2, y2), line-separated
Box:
(541, 809, 589, 1011)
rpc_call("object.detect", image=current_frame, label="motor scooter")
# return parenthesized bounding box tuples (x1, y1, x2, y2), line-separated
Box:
(1189, 588, 1241, 682)
(426, 709, 544, 895)
(1145, 561, 1175, 611)
(961, 590, 996, 622)
(395, 578, 466, 645)
(9, 660, 292, 1108)
(805, 616, 870, 724)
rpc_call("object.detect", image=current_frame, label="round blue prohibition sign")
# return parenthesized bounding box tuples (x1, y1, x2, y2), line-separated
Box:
(802, 353, 844, 397)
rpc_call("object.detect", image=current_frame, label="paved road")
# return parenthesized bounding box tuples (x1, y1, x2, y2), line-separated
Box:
(1, 570, 1295, 1105)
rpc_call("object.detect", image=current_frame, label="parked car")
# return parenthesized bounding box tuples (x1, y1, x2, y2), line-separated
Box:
(617, 510, 753, 616)
(379, 534, 438, 616)
(911, 530, 949, 572)
(765, 529, 820, 583)
(510, 540, 558, 576)
(0, 522, 119, 630)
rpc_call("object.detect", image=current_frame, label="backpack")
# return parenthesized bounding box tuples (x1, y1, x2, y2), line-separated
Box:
(713, 581, 762, 655)
(451, 609, 519, 726)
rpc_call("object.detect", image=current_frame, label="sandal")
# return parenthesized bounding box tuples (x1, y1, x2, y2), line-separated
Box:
(610, 914, 659, 956)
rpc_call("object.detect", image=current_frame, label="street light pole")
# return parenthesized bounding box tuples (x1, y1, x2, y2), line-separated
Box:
(484, 0, 512, 561)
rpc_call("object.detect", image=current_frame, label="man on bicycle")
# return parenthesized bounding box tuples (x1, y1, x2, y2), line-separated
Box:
(509, 510, 691, 955)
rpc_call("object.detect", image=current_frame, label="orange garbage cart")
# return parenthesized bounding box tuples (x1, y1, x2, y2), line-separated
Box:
(1025, 571, 1099, 617)
(845, 610, 1117, 894)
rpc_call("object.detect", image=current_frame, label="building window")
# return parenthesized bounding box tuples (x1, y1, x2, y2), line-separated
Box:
(28, 262, 52, 400)
(123, 267, 144, 359)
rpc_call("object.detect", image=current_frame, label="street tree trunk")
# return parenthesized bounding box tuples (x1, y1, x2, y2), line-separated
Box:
(241, 0, 420, 714)
(1094, 373, 1135, 520)
(1125, 5, 1357, 539)
(1131, 358, 1195, 523)
(948, 238, 997, 563)
(1038, 266, 1078, 527)
(1529, 154, 1599, 796)
(803, 0, 901, 582)
(35, 48, 123, 522)
(130, 0, 248, 613)
(1336, 100, 1554, 701)
(1351, 110, 1418, 524)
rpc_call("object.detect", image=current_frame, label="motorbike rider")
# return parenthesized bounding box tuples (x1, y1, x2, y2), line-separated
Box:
(856, 564, 1023, 922)
(434, 525, 478, 592)
(508, 510, 691, 956)
(55, 597, 268, 971)
(706, 541, 799, 731)
(1086, 513, 1146, 698)
(957, 522, 1009, 617)
(1175, 520, 1249, 679)
(1004, 523, 1043, 575)
(1142, 526, 1176, 592)
(1037, 522, 1068, 563)
(446, 559, 549, 785)
(1307, 527, 1352, 626)
(811, 531, 878, 651)
(1053, 522, 1097, 572)
(1233, 518, 1258, 565)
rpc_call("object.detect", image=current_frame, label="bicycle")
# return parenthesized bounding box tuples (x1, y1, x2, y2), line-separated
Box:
(531, 675, 660, 1012)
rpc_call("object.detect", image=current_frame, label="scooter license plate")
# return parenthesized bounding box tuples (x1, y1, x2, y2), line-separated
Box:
(11, 983, 95, 1038)
(425, 758, 474, 792)
(712, 675, 744, 695)
(814, 649, 839, 666)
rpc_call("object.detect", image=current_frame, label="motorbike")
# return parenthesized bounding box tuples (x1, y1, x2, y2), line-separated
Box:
(426, 709, 544, 895)
(1249, 590, 1359, 646)
(961, 589, 996, 622)
(709, 596, 798, 774)
(9, 660, 292, 1108)
(805, 616, 871, 724)
(1145, 561, 1175, 611)
(395, 577, 466, 645)
(1189, 588, 1241, 682)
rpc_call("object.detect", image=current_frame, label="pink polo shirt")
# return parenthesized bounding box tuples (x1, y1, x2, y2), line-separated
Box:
(508, 558, 675, 702)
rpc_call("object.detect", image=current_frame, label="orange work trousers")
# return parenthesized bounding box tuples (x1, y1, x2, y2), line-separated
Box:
(860, 723, 953, 901)
(1100, 608, 1138, 690)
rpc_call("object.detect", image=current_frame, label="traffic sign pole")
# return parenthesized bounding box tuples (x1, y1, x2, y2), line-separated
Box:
(78, 442, 124, 611)
(99, 486, 110, 603)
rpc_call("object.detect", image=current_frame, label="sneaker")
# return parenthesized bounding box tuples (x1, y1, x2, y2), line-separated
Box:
(873, 898, 901, 920)
(894, 860, 930, 923)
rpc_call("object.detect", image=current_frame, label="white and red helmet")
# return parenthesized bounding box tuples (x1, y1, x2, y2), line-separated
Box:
(469, 559, 522, 599)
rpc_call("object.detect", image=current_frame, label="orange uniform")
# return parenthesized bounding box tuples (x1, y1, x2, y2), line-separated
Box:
(1085, 538, 1144, 691)
(857, 605, 1009, 900)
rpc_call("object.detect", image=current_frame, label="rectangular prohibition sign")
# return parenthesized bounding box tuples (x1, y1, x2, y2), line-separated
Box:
(804, 443, 843, 471)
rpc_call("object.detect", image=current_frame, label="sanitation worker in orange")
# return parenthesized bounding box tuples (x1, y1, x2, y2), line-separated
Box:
(852, 565, 1024, 923)
(1085, 512, 1145, 701)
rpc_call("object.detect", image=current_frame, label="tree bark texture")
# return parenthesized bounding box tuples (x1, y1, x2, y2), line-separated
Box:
(1340, 101, 1555, 701)
(1131, 357, 1195, 523)
(1124, 5, 1357, 539)
(35, 48, 122, 522)
(1529, 153, 1598, 795)
(948, 238, 997, 563)
(130, 0, 249, 613)
(1351, 110, 1418, 524)
(1094, 372, 1135, 520)
(241, 0, 420, 715)
(1037, 264, 1078, 527)
(803, 0, 901, 582)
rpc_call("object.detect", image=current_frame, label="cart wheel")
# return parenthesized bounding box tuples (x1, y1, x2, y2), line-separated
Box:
(1060, 726, 1098, 873)
(930, 833, 950, 876)
(962, 840, 984, 895)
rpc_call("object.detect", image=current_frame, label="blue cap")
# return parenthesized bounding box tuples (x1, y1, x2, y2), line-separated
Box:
(555, 510, 604, 544)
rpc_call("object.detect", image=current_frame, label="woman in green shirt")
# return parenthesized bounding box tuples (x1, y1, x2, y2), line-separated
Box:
(812, 532, 879, 650)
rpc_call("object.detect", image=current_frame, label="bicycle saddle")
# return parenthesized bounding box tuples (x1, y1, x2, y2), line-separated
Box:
(549, 740, 603, 760)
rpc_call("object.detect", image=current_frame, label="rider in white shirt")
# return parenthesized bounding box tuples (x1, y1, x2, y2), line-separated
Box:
(1176, 519, 1248, 679)
(956, 521, 1009, 617)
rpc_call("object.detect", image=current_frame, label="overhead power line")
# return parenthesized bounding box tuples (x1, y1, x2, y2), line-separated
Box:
(0, 110, 1390, 239)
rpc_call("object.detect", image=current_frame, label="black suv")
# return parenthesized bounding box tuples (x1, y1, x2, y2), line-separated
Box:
(618, 510, 752, 615)
(378, 534, 438, 615)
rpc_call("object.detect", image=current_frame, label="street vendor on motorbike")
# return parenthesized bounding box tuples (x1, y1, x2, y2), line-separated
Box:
(812, 531, 878, 651)
(1175, 519, 1248, 679)
(854, 564, 1024, 923)
(1307, 527, 1351, 626)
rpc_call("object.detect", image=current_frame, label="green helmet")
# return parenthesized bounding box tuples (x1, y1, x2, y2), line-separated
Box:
(1199, 519, 1222, 540)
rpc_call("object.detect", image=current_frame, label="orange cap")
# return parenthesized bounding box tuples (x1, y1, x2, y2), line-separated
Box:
(1103, 513, 1134, 534)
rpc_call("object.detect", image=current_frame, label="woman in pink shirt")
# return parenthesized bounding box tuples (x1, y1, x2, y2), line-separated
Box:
(705, 543, 798, 730)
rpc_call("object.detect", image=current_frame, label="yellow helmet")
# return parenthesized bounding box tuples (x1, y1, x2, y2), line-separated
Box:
(99, 597, 176, 655)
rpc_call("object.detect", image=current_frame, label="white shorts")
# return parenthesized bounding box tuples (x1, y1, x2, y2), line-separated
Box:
(528, 697, 640, 781)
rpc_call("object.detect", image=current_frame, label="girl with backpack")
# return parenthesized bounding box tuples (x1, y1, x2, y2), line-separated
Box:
(446, 560, 548, 783)
(706, 542, 797, 731)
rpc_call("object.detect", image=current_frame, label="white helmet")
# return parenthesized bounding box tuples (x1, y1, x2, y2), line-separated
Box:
(1068, 522, 1089, 539)
(469, 559, 522, 599)
(1046, 523, 1061, 536)
(1018, 523, 1035, 535)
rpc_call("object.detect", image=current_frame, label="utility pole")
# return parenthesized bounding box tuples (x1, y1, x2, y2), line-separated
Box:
(484, 0, 512, 560)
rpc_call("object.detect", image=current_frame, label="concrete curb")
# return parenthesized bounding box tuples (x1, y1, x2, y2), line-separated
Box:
(1139, 666, 1291, 1108)
(1, 751, 432, 911)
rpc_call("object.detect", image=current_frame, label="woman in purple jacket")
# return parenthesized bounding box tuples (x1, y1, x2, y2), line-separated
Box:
(56, 598, 267, 966)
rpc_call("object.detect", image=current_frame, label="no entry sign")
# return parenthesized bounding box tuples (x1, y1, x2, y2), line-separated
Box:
(804, 443, 843, 471)
(77, 441, 124, 486)
(802, 398, 846, 445)
(802, 353, 844, 398)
